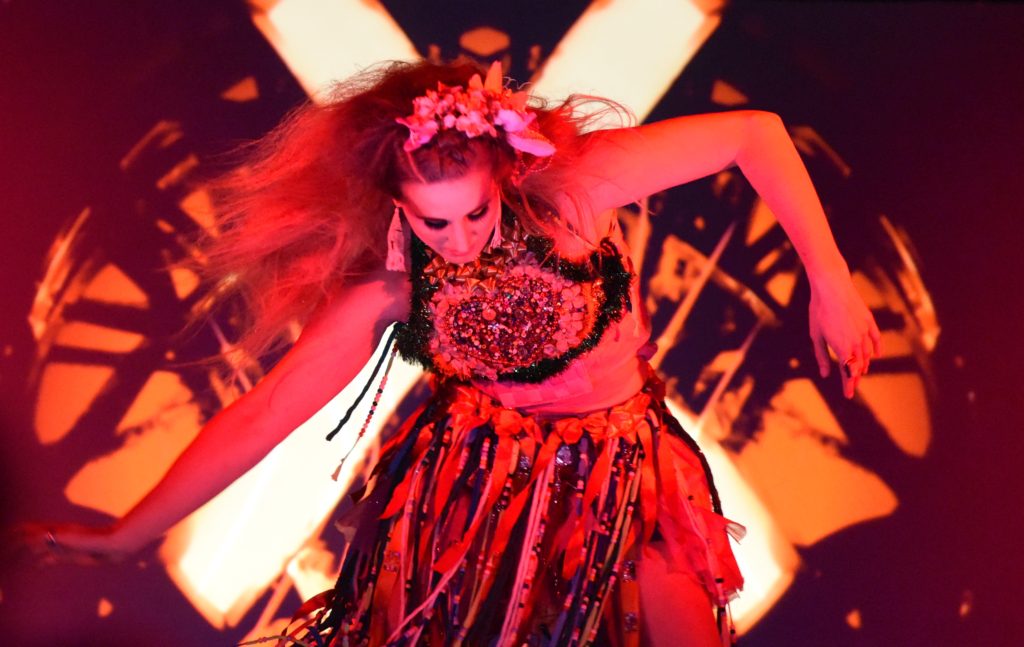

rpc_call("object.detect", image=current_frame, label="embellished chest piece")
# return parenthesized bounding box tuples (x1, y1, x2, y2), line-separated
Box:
(397, 212, 633, 384)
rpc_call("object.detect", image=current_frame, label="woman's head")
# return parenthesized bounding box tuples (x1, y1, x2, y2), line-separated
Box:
(338, 61, 518, 198)
(396, 160, 501, 264)
(383, 61, 569, 262)
(192, 59, 632, 367)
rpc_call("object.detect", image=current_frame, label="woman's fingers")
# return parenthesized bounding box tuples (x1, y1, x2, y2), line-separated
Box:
(14, 523, 57, 561)
(6, 521, 123, 567)
(842, 360, 855, 398)
(808, 277, 882, 399)
(839, 337, 878, 398)
(860, 337, 872, 375)
(7, 521, 49, 558)
(6, 523, 67, 566)
(839, 344, 865, 399)
(810, 328, 831, 378)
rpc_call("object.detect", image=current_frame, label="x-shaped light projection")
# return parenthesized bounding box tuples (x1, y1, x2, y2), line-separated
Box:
(167, 0, 782, 635)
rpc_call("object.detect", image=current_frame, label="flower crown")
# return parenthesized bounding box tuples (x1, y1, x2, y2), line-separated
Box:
(396, 61, 556, 158)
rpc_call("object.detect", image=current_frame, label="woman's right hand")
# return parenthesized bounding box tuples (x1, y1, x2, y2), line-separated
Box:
(9, 521, 136, 567)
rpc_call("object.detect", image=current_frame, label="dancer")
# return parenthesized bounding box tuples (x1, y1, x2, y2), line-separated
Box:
(18, 60, 880, 646)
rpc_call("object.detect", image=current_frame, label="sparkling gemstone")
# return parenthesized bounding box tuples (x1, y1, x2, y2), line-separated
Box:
(429, 253, 594, 380)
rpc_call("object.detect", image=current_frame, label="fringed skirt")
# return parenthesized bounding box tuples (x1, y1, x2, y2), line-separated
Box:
(280, 366, 744, 647)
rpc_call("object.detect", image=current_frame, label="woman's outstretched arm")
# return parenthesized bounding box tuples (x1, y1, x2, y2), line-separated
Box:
(570, 110, 881, 397)
(17, 270, 410, 563)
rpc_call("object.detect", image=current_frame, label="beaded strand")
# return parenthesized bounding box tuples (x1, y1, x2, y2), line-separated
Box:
(328, 324, 401, 480)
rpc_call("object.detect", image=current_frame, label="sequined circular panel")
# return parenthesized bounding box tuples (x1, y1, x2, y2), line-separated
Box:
(428, 258, 593, 380)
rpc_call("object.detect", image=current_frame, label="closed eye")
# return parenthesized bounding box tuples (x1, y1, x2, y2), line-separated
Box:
(422, 206, 489, 230)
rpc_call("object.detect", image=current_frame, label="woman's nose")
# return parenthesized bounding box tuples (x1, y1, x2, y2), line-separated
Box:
(450, 220, 470, 251)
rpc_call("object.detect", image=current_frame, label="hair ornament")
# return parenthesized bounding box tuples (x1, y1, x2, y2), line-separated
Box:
(396, 61, 556, 158)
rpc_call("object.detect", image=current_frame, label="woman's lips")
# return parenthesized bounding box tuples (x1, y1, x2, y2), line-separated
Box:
(445, 250, 476, 263)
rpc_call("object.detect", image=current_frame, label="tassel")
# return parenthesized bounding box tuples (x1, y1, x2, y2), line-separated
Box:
(386, 204, 409, 272)
(327, 324, 401, 481)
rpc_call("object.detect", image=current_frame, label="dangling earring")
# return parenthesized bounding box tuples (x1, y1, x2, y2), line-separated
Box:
(485, 184, 504, 252)
(488, 206, 503, 251)
(386, 203, 408, 272)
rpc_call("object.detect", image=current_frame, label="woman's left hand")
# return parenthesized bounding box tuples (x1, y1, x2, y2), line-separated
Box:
(7, 521, 130, 567)
(808, 269, 882, 399)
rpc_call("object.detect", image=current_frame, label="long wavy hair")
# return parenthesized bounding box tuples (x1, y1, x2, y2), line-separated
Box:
(187, 59, 632, 371)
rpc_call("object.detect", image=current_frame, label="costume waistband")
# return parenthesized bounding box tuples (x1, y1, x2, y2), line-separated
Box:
(432, 361, 667, 443)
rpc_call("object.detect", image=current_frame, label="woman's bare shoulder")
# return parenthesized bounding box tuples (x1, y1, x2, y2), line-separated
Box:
(550, 191, 621, 255)
(241, 269, 411, 422)
(309, 269, 411, 337)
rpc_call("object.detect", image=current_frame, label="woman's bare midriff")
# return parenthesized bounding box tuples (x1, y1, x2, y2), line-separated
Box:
(471, 306, 653, 417)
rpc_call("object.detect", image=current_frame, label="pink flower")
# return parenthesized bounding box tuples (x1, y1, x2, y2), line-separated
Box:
(494, 108, 534, 134)
(412, 95, 438, 117)
(397, 116, 439, 151)
(456, 112, 497, 138)
(395, 68, 556, 157)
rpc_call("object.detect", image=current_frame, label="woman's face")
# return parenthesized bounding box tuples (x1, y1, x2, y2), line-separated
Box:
(397, 163, 501, 265)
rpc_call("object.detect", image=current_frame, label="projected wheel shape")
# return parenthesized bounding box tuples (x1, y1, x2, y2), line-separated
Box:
(23, 79, 328, 631)
(613, 123, 939, 633)
(27, 119, 229, 521)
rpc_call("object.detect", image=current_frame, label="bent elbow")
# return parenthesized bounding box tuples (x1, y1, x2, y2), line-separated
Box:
(747, 109, 784, 131)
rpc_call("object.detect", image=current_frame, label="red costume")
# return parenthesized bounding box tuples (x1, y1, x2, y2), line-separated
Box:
(281, 210, 745, 646)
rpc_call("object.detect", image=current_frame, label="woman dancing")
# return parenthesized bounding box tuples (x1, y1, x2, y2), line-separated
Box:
(19, 60, 880, 646)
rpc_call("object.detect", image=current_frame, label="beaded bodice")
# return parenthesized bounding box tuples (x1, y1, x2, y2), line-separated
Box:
(396, 211, 633, 384)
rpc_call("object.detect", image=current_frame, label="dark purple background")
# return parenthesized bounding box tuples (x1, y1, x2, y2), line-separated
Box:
(1, 1, 1021, 645)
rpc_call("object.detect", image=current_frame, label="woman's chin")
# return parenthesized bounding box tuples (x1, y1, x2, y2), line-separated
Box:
(443, 251, 480, 264)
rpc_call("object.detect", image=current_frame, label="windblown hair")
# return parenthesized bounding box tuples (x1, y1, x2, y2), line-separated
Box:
(189, 59, 632, 368)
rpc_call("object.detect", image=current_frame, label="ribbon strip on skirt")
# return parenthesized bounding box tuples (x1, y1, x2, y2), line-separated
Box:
(272, 364, 745, 647)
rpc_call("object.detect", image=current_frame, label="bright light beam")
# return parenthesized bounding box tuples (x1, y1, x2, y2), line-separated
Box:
(158, 1, 426, 627)
(161, 326, 423, 628)
(533, 0, 724, 127)
(669, 398, 797, 633)
(250, 0, 420, 100)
